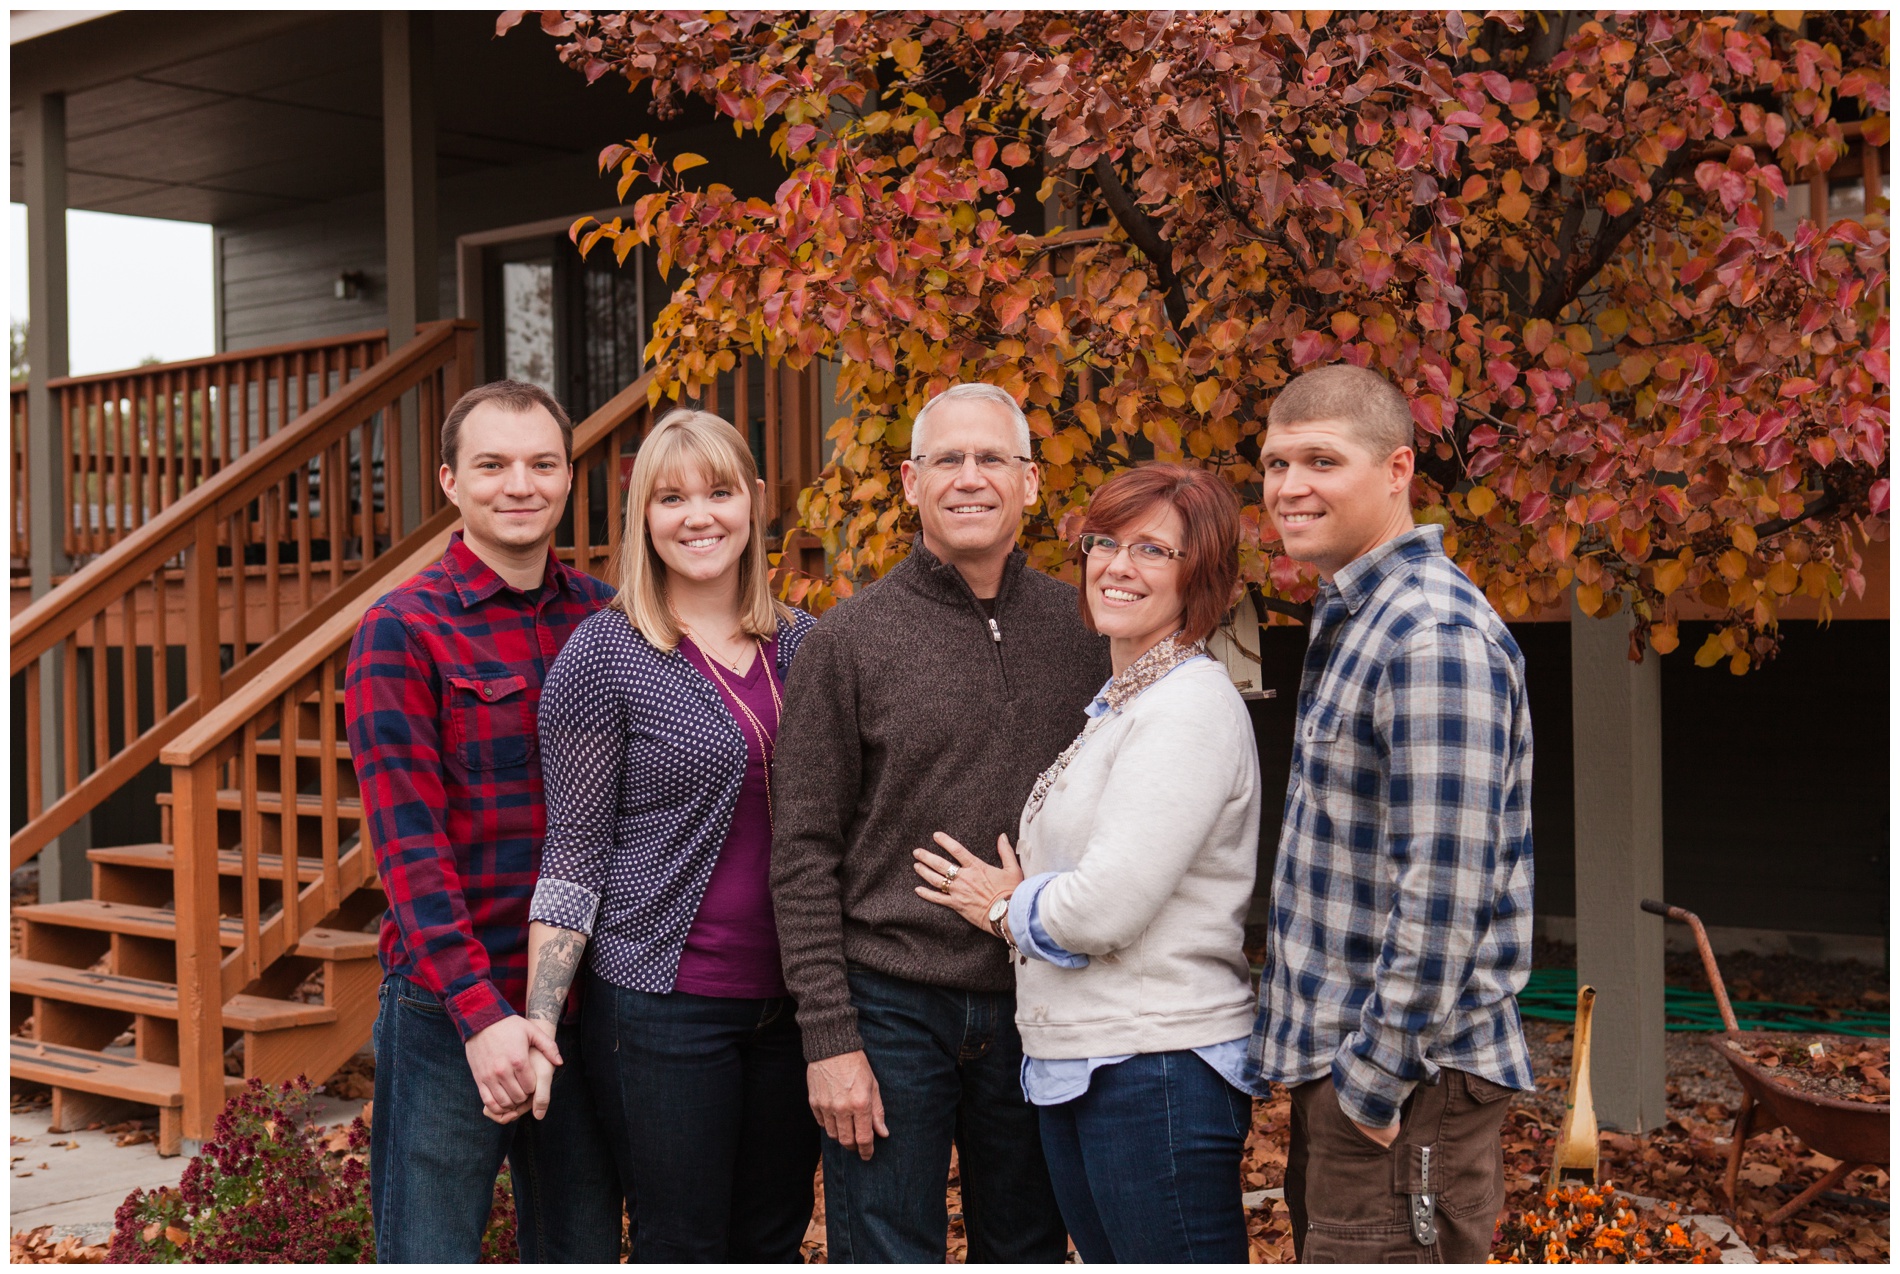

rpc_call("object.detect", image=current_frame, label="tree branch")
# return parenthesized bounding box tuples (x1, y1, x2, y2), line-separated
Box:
(1255, 590, 1314, 625)
(1533, 140, 1701, 321)
(1740, 493, 1839, 543)
(1091, 155, 1192, 337)
(1643, 492, 1840, 562)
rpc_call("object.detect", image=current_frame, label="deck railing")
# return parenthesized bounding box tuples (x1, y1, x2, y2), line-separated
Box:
(9, 320, 476, 873)
(9, 331, 390, 572)
(158, 361, 682, 1139)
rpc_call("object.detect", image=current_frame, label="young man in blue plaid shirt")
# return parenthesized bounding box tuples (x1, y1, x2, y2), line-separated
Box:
(1250, 364, 1534, 1263)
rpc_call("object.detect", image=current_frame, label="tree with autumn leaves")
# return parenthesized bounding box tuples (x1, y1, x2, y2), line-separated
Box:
(507, 9, 1889, 671)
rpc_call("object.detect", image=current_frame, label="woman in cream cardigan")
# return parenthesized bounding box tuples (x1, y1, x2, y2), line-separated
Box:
(913, 463, 1263, 1263)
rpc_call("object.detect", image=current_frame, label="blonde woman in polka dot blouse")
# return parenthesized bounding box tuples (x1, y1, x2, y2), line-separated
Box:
(519, 409, 819, 1261)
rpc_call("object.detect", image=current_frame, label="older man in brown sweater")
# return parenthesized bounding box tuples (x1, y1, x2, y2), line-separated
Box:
(772, 383, 1108, 1262)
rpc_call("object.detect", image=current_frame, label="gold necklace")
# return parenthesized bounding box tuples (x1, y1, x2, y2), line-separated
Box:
(683, 625, 752, 674)
(693, 636, 785, 823)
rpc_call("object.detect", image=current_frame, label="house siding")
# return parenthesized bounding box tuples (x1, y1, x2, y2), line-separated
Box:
(216, 125, 777, 352)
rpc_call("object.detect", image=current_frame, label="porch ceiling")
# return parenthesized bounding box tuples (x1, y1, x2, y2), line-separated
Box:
(9, 10, 640, 224)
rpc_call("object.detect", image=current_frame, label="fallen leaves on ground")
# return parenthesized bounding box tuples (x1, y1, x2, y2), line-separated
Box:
(1730, 1034, 1891, 1102)
(1498, 1094, 1890, 1262)
(1245, 1089, 1297, 1262)
(9, 1227, 105, 1264)
(321, 1050, 376, 1101)
(9, 1072, 49, 1114)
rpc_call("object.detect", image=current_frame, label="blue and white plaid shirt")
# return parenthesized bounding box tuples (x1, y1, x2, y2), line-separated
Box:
(1249, 523, 1534, 1128)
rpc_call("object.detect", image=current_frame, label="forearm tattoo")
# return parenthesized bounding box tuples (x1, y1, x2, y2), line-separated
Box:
(527, 929, 589, 1030)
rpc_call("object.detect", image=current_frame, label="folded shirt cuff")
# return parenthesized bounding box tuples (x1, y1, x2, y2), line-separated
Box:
(1009, 872, 1088, 968)
(1331, 1046, 1414, 1130)
(529, 877, 600, 936)
(446, 980, 515, 1043)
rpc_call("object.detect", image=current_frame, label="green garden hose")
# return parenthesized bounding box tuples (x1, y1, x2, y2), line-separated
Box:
(1518, 968, 1889, 1038)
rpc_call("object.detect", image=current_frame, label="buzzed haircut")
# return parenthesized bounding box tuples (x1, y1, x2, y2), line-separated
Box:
(1266, 365, 1414, 460)
(440, 379, 575, 471)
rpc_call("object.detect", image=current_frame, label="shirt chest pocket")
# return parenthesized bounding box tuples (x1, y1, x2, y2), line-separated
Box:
(1298, 705, 1353, 794)
(1300, 702, 1385, 828)
(446, 674, 534, 771)
(1302, 705, 1344, 749)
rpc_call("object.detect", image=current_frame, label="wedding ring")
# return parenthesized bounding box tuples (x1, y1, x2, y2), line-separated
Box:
(945, 865, 960, 886)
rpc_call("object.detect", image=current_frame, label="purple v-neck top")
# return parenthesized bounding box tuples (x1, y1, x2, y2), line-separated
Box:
(672, 636, 789, 998)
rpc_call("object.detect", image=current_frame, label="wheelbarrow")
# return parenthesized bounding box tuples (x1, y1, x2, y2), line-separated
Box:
(1642, 899, 1890, 1224)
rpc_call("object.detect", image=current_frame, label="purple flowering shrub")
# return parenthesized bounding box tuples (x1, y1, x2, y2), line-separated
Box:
(479, 1169, 519, 1264)
(109, 1078, 375, 1263)
(107, 1076, 521, 1263)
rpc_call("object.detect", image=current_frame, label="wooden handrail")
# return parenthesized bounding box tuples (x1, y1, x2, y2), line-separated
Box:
(43, 330, 389, 560)
(9, 319, 478, 872)
(10, 322, 468, 668)
(160, 516, 459, 770)
(13, 335, 390, 568)
(39, 329, 389, 392)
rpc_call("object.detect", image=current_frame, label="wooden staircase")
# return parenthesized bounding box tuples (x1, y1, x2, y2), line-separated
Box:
(12, 727, 383, 1153)
(9, 322, 473, 1151)
(12, 324, 828, 1149)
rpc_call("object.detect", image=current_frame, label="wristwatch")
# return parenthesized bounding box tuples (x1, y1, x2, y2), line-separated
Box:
(987, 890, 1017, 949)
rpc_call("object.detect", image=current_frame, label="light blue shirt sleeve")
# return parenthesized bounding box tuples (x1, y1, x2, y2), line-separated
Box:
(1008, 872, 1088, 968)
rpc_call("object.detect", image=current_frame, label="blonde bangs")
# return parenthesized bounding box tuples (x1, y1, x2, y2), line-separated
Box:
(653, 429, 750, 504)
(615, 408, 793, 650)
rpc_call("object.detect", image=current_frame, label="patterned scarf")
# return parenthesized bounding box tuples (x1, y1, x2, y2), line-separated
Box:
(1020, 632, 1209, 829)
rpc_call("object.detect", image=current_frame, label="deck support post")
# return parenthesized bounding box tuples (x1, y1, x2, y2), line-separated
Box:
(383, 12, 437, 535)
(1570, 591, 1669, 1132)
(23, 89, 90, 902)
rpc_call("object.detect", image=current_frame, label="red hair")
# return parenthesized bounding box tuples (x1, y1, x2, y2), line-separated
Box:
(1077, 464, 1241, 644)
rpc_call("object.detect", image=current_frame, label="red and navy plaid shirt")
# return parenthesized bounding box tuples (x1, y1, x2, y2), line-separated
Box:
(345, 532, 615, 1041)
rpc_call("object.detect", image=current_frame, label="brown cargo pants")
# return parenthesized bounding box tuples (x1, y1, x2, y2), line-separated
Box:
(1285, 1069, 1514, 1263)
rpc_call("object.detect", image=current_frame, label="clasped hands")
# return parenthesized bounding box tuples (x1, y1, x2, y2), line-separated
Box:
(911, 831, 1024, 931)
(467, 1014, 563, 1125)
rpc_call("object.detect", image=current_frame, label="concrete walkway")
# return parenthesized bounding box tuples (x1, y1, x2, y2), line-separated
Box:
(9, 1093, 368, 1244)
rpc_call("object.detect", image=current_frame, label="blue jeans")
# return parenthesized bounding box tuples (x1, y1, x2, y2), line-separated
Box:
(1037, 1049, 1252, 1263)
(368, 975, 623, 1263)
(584, 972, 819, 1262)
(822, 965, 1067, 1263)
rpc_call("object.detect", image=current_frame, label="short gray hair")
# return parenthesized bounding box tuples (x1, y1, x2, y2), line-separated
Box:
(1266, 364, 1413, 460)
(910, 383, 1033, 459)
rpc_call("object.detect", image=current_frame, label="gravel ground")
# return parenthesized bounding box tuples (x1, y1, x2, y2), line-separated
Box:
(1519, 936, 1887, 1127)
(1517, 1022, 1746, 1129)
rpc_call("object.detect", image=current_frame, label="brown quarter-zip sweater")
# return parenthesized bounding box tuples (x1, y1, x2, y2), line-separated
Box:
(770, 540, 1111, 1061)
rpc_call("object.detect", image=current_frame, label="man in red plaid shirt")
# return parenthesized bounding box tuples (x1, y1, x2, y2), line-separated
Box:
(345, 380, 621, 1262)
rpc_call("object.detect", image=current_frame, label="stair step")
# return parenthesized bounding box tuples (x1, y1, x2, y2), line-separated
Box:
(11, 959, 337, 1030)
(152, 790, 363, 818)
(11, 1036, 185, 1106)
(9, 1037, 245, 1108)
(15, 900, 379, 960)
(89, 842, 327, 884)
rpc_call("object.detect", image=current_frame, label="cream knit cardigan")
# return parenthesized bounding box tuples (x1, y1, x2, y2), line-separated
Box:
(1013, 656, 1263, 1059)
